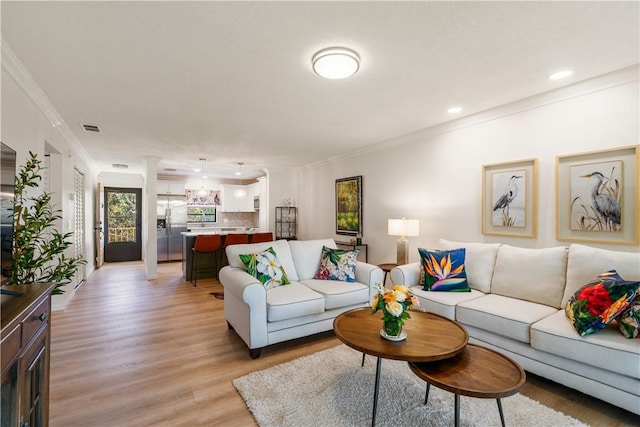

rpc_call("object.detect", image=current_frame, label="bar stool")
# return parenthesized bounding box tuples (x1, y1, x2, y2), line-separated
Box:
(191, 234, 222, 287)
(250, 232, 273, 243)
(222, 233, 250, 266)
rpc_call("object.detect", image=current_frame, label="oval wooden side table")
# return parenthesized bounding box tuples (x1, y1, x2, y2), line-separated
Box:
(409, 343, 526, 427)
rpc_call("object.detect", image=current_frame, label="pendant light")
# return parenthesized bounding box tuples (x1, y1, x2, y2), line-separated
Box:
(198, 158, 207, 197)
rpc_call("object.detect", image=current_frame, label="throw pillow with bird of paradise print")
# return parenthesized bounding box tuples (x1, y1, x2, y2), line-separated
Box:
(418, 247, 470, 292)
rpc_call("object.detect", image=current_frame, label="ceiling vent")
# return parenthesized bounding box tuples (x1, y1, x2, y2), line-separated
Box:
(112, 163, 128, 169)
(81, 124, 100, 132)
(164, 168, 177, 172)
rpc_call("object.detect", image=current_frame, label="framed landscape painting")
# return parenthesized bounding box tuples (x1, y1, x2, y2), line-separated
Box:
(556, 145, 638, 244)
(335, 175, 362, 236)
(482, 158, 538, 238)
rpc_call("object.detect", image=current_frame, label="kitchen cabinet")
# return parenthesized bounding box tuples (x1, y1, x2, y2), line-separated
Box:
(157, 180, 185, 195)
(1, 283, 54, 427)
(221, 184, 253, 212)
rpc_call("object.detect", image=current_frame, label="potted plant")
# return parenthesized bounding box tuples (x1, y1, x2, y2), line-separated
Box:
(6, 151, 85, 294)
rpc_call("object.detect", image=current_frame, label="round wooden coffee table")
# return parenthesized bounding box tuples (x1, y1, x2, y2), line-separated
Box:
(334, 308, 468, 426)
(409, 344, 526, 427)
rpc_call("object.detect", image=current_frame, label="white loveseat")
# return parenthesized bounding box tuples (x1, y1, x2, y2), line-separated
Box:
(219, 238, 383, 358)
(391, 240, 640, 415)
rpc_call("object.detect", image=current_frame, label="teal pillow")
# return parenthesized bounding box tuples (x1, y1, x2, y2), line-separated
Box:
(314, 246, 359, 282)
(239, 247, 290, 290)
(565, 270, 638, 336)
(418, 247, 470, 292)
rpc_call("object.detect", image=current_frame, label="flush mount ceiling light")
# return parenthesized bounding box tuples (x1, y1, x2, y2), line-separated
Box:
(312, 47, 360, 79)
(447, 106, 463, 114)
(548, 69, 574, 80)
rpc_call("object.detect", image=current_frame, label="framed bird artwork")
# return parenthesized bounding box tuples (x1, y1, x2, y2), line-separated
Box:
(557, 145, 638, 245)
(482, 158, 538, 238)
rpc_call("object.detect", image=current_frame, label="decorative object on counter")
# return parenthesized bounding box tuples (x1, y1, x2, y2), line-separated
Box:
(371, 282, 419, 339)
(7, 151, 86, 294)
(388, 217, 420, 265)
(335, 175, 362, 236)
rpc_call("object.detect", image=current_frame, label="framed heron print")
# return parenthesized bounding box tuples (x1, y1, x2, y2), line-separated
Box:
(335, 175, 362, 236)
(556, 145, 639, 244)
(482, 159, 538, 237)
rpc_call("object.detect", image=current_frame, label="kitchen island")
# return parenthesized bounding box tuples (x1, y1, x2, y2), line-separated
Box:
(181, 229, 263, 281)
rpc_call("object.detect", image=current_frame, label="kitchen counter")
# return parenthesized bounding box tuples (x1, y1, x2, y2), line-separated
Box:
(182, 227, 260, 236)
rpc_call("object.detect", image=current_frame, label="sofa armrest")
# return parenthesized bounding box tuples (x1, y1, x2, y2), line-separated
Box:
(355, 262, 384, 301)
(219, 266, 267, 308)
(390, 262, 421, 287)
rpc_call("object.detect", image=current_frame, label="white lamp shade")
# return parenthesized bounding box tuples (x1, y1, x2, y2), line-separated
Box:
(388, 218, 419, 237)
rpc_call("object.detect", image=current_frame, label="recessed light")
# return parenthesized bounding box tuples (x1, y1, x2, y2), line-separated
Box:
(201, 175, 208, 179)
(235, 171, 242, 176)
(312, 47, 360, 79)
(193, 168, 201, 172)
(548, 70, 573, 80)
(447, 106, 463, 114)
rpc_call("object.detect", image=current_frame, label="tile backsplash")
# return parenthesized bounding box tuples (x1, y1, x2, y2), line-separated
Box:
(219, 212, 259, 227)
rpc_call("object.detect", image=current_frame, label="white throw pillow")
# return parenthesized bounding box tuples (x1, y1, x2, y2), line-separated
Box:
(491, 245, 568, 308)
(438, 239, 500, 293)
(562, 244, 640, 306)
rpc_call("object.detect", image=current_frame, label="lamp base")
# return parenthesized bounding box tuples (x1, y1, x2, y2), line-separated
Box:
(396, 238, 409, 265)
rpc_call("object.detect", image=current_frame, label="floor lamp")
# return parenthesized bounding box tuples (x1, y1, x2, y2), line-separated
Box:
(388, 218, 420, 265)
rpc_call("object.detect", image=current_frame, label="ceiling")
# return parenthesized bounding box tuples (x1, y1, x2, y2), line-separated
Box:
(2, 1, 638, 180)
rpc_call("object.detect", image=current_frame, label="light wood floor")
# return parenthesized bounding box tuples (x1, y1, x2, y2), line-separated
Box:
(49, 262, 639, 426)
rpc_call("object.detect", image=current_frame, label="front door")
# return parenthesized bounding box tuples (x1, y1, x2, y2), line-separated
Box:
(104, 187, 142, 262)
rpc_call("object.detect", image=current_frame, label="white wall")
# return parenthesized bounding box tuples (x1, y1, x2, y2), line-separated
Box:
(2, 64, 97, 310)
(297, 67, 639, 265)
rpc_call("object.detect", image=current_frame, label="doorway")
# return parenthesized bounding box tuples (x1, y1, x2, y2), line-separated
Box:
(104, 187, 142, 262)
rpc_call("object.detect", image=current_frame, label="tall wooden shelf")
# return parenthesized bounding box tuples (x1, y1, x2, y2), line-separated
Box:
(275, 207, 297, 240)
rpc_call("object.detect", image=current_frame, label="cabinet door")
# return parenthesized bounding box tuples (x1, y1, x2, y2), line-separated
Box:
(20, 329, 48, 427)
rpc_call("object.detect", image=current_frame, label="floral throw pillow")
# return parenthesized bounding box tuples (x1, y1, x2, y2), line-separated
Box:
(418, 247, 470, 292)
(314, 246, 359, 282)
(565, 270, 639, 337)
(239, 247, 290, 290)
(618, 300, 640, 339)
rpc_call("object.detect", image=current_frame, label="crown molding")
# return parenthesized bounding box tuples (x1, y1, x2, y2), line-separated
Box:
(2, 37, 95, 171)
(302, 64, 640, 170)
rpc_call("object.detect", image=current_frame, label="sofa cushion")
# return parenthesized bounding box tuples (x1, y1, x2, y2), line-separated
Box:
(565, 270, 639, 336)
(289, 239, 338, 280)
(239, 247, 290, 290)
(314, 246, 358, 282)
(491, 245, 568, 308)
(409, 286, 484, 320)
(418, 247, 470, 292)
(439, 239, 500, 293)
(619, 300, 640, 339)
(301, 279, 369, 310)
(456, 294, 558, 343)
(563, 244, 640, 307)
(266, 282, 325, 322)
(226, 240, 299, 281)
(531, 310, 640, 378)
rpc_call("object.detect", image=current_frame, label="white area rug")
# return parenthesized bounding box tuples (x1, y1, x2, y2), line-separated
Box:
(233, 345, 589, 427)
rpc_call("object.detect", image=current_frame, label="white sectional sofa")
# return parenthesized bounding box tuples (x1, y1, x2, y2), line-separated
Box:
(219, 238, 383, 358)
(391, 240, 640, 415)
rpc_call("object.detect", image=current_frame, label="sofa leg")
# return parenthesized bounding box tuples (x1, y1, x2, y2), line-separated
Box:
(249, 348, 262, 359)
(227, 321, 234, 330)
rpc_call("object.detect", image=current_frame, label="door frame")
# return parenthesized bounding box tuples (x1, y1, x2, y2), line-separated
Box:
(103, 187, 143, 262)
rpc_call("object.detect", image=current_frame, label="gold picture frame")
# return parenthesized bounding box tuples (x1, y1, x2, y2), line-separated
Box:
(482, 158, 538, 238)
(556, 145, 639, 244)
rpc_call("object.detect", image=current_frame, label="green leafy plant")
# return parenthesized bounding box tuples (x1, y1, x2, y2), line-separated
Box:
(7, 151, 85, 294)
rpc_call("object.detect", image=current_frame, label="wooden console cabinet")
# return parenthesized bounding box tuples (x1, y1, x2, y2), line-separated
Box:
(1, 283, 54, 427)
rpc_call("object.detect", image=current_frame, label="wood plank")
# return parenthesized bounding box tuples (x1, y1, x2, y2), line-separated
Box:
(49, 262, 639, 426)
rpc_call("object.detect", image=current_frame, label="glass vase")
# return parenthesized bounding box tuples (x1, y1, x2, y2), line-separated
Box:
(383, 319, 402, 338)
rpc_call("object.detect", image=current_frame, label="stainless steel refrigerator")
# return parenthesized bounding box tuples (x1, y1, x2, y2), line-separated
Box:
(157, 195, 187, 262)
